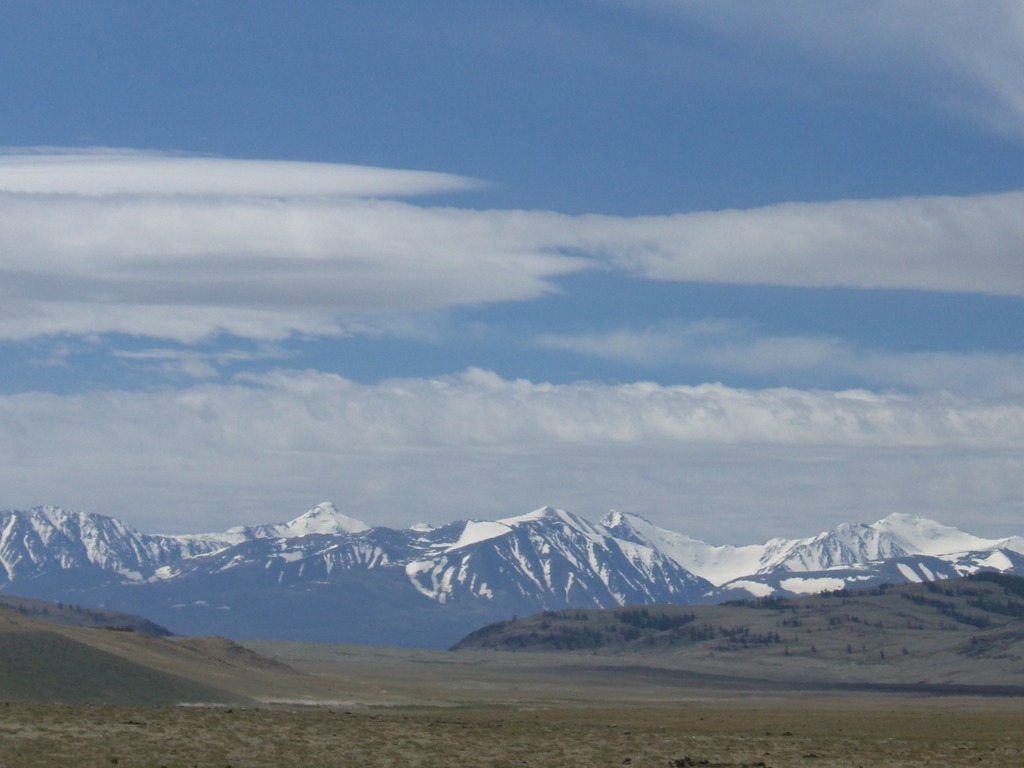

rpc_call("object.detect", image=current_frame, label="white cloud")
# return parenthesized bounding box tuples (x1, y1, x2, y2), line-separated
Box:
(0, 158, 589, 341)
(1, 369, 1022, 540)
(570, 193, 1024, 295)
(537, 321, 1024, 397)
(2, 150, 1023, 344)
(621, 0, 1024, 137)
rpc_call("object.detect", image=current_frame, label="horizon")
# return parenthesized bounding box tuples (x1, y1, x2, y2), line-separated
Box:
(2, 2, 1023, 543)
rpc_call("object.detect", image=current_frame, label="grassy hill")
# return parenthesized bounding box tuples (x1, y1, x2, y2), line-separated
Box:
(0, 629, 233, 705)
(451, 573, 1024, 690)
(0, 601, 296, 705)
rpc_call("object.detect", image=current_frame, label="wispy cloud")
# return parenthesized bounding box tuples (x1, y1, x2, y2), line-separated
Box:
(2, 369, 1022, 538)
(2, 150, 1023, 345)
(111, 343, 293, 380)
(537, 321, 1024, 397)
(622, 0, 1024, 137)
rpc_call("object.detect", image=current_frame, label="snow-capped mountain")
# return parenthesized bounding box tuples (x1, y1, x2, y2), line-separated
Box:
(404, 507, 710, 609)
(201, 501, 371, 547)
(0, 502, 369, 585)
(604, 510, 1024, 598)
(0, 505, 223, 585)
(1, 503, 1021, 647)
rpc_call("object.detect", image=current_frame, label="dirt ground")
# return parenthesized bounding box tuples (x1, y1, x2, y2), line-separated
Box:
(1, 699, 1023, 768)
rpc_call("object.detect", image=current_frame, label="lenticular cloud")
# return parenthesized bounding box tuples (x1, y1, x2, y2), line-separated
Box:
(0, 150, 589, 341)
(2, 149, 1024, 344)
(0, 148, 479, 198)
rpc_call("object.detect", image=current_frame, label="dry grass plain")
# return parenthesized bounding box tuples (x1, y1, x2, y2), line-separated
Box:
(2, 697, 1024, 767)
(4, 637, 1024, 768)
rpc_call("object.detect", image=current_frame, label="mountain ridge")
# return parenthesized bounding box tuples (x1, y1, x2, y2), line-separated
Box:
(1, 503, 1021, 646)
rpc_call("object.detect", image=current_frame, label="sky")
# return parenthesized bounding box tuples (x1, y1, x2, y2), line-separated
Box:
(1, 0, 1023, 542)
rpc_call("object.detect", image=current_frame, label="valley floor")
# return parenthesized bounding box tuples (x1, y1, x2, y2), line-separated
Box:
(2, 699, 1023, 767)
(5, 588, 1024, 768)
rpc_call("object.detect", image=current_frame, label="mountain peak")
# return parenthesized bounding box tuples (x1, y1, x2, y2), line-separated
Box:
(278, 502, 370, 537)
(601, 509, 628, 528)
(499, 505, 563, 525)
(600, 509, 656, 530)
(498, 506, 599, 535)
(871, 513, 999, 556)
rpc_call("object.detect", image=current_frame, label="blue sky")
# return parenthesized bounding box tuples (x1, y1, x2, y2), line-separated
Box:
(1, 1, 1023, 541)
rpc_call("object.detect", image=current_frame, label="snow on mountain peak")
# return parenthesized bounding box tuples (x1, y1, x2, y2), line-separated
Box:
(601, 510, 767, 586)
(278, 502, 370, 537)
(601, 509, 654, 529)
(871, 513, 1011, 556)
(602, 510, 627, 528)
(498, 506, 607, 540)
(498, 505, 572, 527)
(500, 505, 560, 523)
(449, 520, 512, 550)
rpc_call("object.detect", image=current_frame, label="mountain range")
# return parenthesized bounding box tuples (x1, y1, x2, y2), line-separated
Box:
(2, 503, 1022, 647)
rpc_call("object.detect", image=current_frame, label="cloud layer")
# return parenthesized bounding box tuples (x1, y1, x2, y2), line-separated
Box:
(2, 151, 1023, 343)
(2, 369, 1022, 539)
(0, 151, 588, 341)
(573, 193, 1024, 295)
